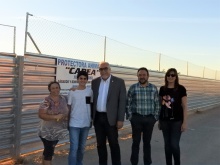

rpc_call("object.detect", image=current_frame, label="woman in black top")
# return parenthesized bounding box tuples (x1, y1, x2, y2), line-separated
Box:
(159, 68, 188, 165)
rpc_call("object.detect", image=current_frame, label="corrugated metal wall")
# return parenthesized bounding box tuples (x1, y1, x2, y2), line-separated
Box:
(0, 53, 17, 160)
(111, 65, 220, 111)
(0, 52, 220, 161)
(20, 53, 56, 155)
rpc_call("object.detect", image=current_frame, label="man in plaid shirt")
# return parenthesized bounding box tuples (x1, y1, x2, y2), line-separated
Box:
(126, 67, 160, 165)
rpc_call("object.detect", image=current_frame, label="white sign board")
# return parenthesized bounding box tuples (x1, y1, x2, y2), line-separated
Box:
(56, 57, 100, 95)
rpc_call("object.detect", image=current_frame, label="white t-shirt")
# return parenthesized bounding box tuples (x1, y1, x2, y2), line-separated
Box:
(68, 87, 93, 128)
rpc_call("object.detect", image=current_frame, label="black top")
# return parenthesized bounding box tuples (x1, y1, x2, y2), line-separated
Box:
(159, 85, 187, 121)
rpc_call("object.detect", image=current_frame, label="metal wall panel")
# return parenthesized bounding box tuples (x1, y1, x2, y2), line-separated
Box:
(0, 53, 16, 160)
(110, 65, 220, 111)
(0, 52, 220, 162)
(19, 53, 57, 155)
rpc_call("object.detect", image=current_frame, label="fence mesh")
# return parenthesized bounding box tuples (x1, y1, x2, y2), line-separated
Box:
(216, 71, 220, 80)
(106, 38, 159, 70)
(160, 54, 187, 75)
(26, 16, 105, 62)
(188, 62, 206, 78)
(1, 14, 219, 79)
(0, 24, 15, 53)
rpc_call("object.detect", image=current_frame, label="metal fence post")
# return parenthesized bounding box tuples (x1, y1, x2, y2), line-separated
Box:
(24, 12, 33, 54)
(187, 61, 189, 76)
(104, 36, 106, 62)
(159, 53, 161, 72)
(13, 26, 16, 54)
(13, 56, 24, 159)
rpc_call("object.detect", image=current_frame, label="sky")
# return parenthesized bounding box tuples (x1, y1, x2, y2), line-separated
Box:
(0, 0, 220, 71)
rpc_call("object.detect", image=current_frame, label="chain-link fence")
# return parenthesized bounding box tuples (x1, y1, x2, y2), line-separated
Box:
(1, 13, 219, 80)
(25, 14, 104, 63)
(0, 24, 16, 53)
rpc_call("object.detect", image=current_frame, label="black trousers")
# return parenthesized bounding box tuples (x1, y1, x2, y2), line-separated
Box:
(40, 136, 59, 160)
(130, 114, 156, 165)
(94, 112, 121, 165)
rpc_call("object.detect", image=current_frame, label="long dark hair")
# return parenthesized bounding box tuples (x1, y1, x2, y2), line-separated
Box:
(165, 68, 179, 89)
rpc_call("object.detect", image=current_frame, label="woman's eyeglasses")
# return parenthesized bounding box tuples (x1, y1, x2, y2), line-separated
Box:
(167, 74, 176, 77)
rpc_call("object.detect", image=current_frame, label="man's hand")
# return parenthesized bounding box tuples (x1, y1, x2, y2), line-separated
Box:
(117, 121, 124, 129)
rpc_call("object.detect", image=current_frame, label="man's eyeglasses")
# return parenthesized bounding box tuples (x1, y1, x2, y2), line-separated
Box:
(167, 74, 176, 77)
(99, 67, 109, 72)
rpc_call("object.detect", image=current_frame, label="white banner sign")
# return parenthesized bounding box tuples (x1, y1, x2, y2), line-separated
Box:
(56, 57, 100, 95)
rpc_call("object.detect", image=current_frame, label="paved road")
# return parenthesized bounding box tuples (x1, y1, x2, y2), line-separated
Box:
(83, 106, 220, 165)
(20, 106, 220, 165)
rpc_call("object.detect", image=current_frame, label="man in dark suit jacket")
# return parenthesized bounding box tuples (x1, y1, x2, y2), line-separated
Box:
(91, 61, 126, 165)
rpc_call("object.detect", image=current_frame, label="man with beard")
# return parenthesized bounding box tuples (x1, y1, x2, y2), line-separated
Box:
(126, 67, 160, 165)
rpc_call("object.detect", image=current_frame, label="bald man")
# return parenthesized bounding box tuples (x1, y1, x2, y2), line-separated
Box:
(91, 61, 126, 165)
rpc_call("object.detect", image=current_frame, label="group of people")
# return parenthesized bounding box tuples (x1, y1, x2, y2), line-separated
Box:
(38, 61, 188, 165)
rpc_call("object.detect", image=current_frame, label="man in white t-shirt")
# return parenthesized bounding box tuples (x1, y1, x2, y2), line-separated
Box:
(68, 71, 93, 165)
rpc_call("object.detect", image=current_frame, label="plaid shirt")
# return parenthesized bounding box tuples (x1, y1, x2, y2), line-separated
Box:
(126, 82, 160, 120)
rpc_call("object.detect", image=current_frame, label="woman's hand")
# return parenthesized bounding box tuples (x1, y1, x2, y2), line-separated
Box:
(181, 122, 187, 132)
(55, 114, 65, 121)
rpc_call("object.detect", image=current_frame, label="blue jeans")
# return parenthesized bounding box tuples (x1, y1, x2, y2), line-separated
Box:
(160, 120, 182, 165)
(68, 127, 90, 165)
